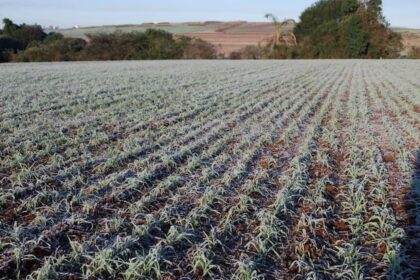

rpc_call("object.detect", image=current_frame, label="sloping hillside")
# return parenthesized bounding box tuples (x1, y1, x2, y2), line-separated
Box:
(50, 21, 420, 55)
(392, 27, 420, 56)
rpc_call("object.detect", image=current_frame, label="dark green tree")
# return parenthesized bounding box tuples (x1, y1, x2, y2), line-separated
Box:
(44, 32, 64, 43)
(367, 0, 385, 23)
(0, 36, 22, 61)
(2, 18, 46, 47)
(294, 0, 359, 40)
(342, 15, 369, 58)
(139, 29, 183, 59)
(293, 0, 402, 58)
(2, 18, 18, 36)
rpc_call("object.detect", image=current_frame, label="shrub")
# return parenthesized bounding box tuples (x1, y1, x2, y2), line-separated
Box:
(407, 47, 420, 59)
(237, 46, 262, 59)
(229, 51, 242, 60)
(183, 38, 217, 59)
(0, 36, 22, 61)
(11, 38, 87, 62)
(341, 15, 369, 58)
(83, 30, 184, 60)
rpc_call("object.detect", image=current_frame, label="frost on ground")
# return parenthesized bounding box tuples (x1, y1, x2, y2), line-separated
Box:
(0, 60, 419, 279)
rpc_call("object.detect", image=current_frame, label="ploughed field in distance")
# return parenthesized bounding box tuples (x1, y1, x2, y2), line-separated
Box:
(0, 60, 419, 280)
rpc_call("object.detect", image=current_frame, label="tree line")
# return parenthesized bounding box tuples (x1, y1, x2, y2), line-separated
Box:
(0, 19, 218, 62)
(1, 0, 419, 62)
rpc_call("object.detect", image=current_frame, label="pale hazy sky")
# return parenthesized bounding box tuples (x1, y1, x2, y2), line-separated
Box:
(0, 0, 419, 28)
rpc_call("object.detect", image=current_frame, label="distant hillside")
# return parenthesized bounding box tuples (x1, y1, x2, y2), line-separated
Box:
(391, 27, 420, 56)
(47, 21, 419, 55)
(48, 22, 282, 37)
(46, 22, 291, 55)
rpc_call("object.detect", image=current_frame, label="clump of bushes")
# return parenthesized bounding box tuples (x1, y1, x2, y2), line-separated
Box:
(0, 18, 219, 62)
(12, 35, 87, 62)
(11, 29, 200, 62)
(0, 18, 46, 62)
(81, 29, 185, 60)
(182, 37, 217, 59)
(0, 36, 22, 62)
(229, 46, 262, 60)
(407, 47, 420, 59)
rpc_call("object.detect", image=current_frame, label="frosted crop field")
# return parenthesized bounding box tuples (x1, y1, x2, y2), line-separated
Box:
(0, 60, 419, 279)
